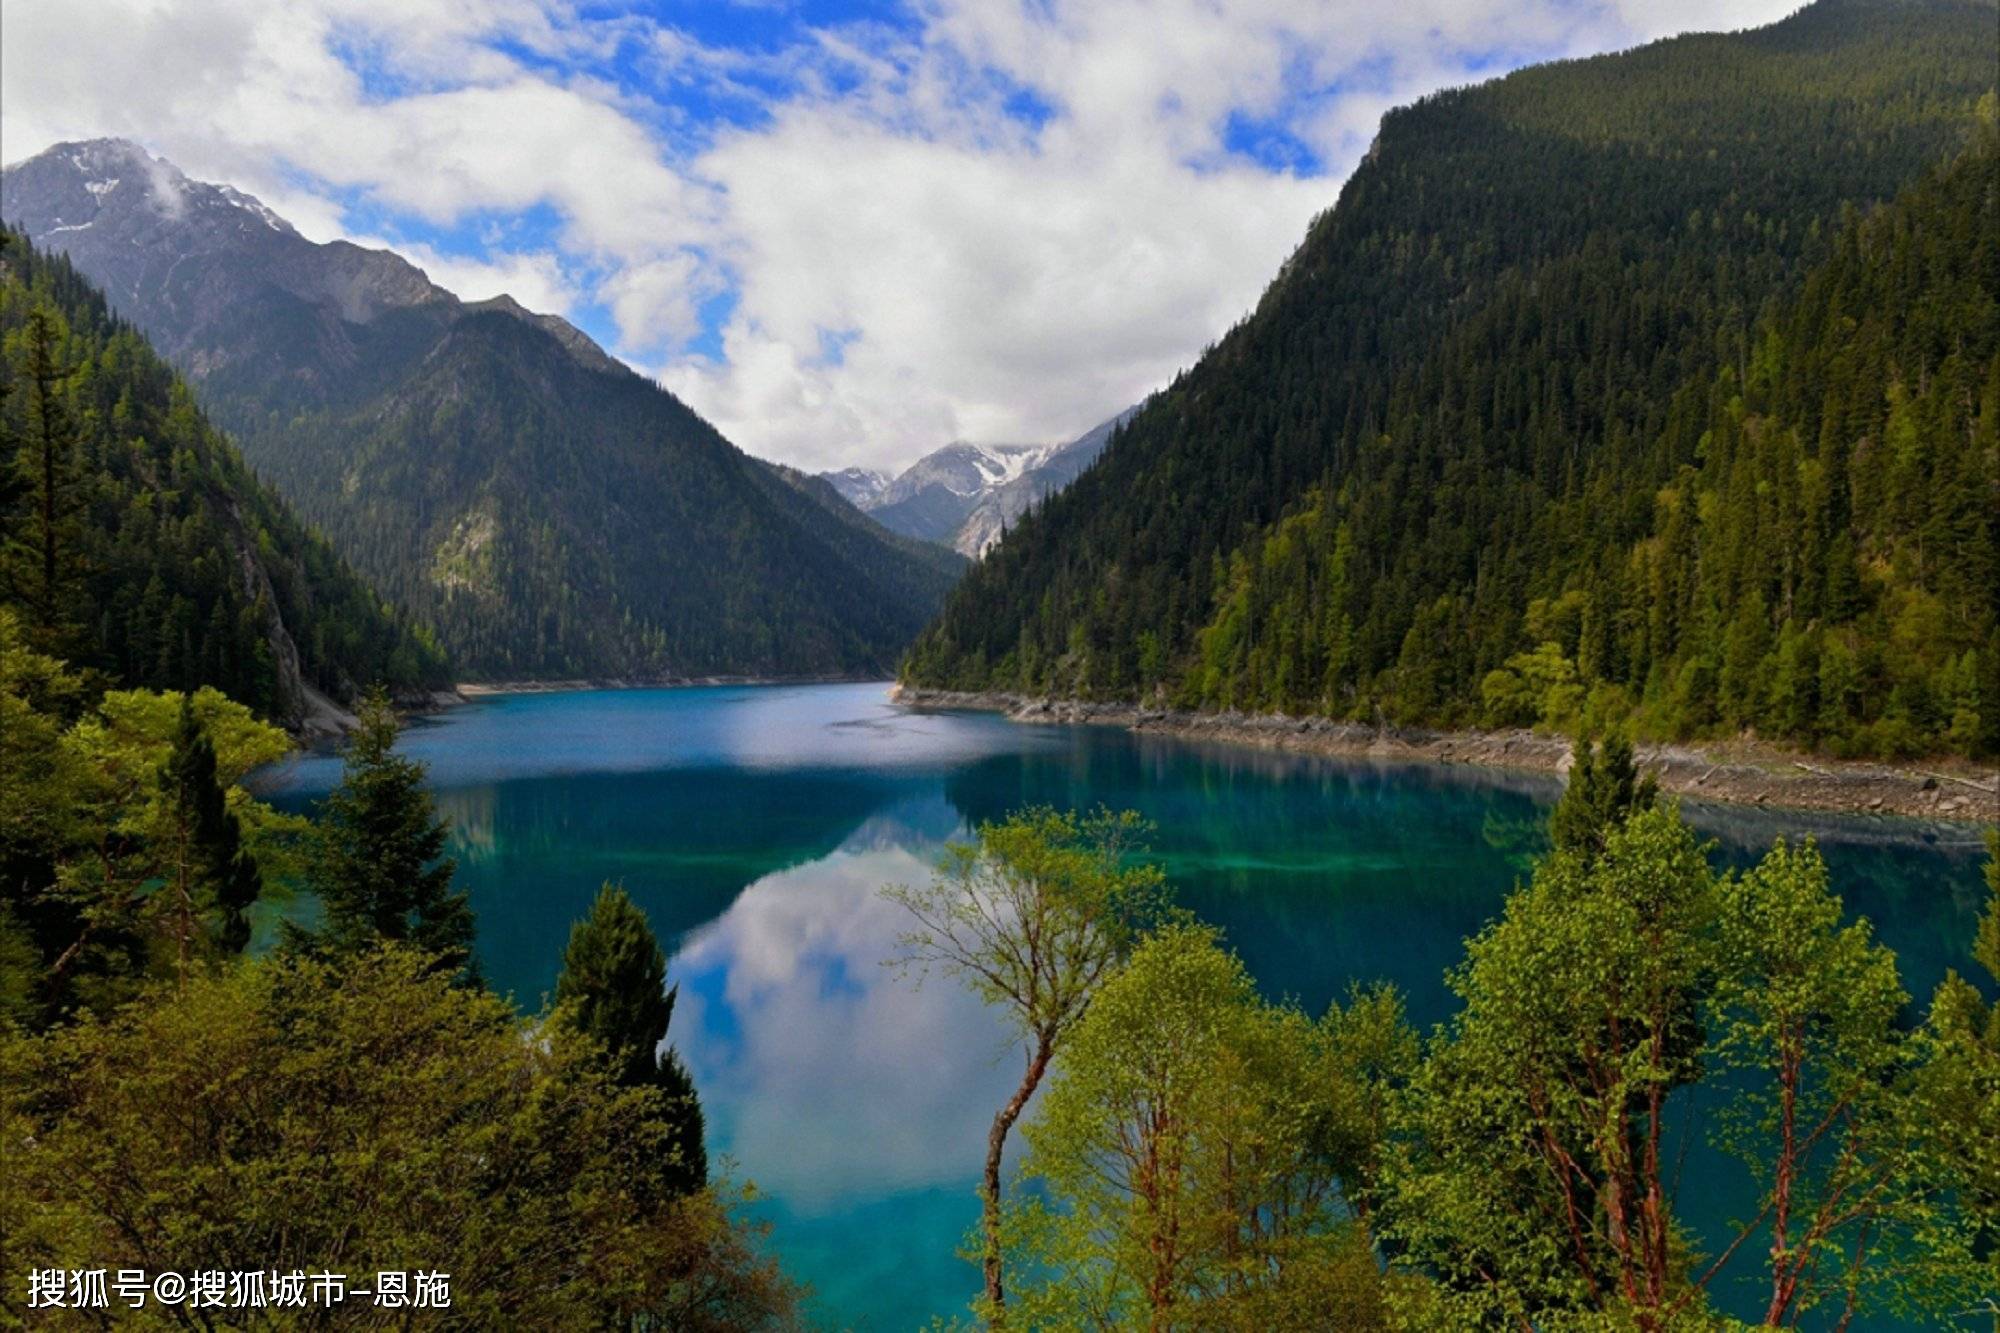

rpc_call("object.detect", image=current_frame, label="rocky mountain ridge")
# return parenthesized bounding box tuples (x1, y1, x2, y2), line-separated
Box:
(2, 138, 608, 383)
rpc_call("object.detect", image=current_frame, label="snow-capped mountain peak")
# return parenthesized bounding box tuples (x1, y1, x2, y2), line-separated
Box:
(822, 467, 893, 508)
(213, 182, 293, 233)
(7, 138, 303, 246)
(1, 139, 628, 368)
(819, 408, 1137, 558)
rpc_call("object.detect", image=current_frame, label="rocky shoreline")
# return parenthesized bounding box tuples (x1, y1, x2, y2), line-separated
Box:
(891, 686, 1999, 826)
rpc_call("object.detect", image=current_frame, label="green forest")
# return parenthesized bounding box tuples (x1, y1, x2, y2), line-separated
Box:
(2, 0, 1995, 1325)
(0, 134, 970, 686)
(903, 0, 2000, 761)
(0, 231, 450, 719)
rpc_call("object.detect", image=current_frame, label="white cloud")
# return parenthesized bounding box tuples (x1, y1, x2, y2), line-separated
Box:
(599, 250, 717, 350)
(670, 843, 1025, 1210)
(1, 0, 1802, 474)
(0, 0, 708, 313)
(663, 97, 1331, 468)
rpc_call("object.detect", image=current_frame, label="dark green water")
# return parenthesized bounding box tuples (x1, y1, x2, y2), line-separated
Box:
(253, 682, 1992, 1330)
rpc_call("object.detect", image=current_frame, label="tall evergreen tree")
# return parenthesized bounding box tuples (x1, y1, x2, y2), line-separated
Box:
(0, 245, 19, 555)
(302, 690, 475, 980)
(552, 883, 706, 1196)
(2, 307, 84, 653)
(155, 694, 263, 979)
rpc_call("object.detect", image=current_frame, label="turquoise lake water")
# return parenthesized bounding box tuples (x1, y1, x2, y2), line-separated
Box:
(252, 682, 1993, 1330)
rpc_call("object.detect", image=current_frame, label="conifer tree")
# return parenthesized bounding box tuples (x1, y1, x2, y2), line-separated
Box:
(552, 883, 707, 1196)
(0, 245, 19, 548)
(302, 689, 475, 980)
(3, 306, 84, 651)
(156, 694, 263, 978)
(1549, 734, 1658, 860)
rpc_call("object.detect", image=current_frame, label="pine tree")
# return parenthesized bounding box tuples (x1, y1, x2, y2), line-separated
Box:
(156, 695, 263, 980)
(0, 243, 20, 551)
(303, 689, 475, 980)
(3, 307, 85, 651)
(552, 883, 706, 1195)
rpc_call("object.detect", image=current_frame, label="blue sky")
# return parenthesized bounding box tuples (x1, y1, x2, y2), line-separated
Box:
(1, 0, 1798, 472)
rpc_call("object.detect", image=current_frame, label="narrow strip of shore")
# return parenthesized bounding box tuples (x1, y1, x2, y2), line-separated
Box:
(891, 687, 1999, 826)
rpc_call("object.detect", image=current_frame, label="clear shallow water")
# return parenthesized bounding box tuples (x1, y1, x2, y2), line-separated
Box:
(253, 682, 1992, 1330)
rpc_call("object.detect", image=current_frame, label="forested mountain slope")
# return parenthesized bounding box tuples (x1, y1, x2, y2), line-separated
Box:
(760, 460, 972, 582)
(902, 0, 1999, 759)
(256, 305, 963, 678)
(2, 141, 963, 681)
(0, 231, 450, 720)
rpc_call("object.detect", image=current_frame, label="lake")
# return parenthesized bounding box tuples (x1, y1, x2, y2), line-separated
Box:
(253, 681, 1992, 1330)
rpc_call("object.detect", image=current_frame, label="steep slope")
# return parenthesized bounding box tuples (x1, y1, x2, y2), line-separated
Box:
(1, 140, 962, 681)
(759, 462, 970, 585)
(903, 0, 1998, 759)
(827, 408, 1135, 558)
(0, 229, 450, 723)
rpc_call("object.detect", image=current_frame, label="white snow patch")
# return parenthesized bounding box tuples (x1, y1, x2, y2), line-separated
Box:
(84, 177, 119, 199)
(215, 183, 290, 232)
(972, 444, 1052, 487)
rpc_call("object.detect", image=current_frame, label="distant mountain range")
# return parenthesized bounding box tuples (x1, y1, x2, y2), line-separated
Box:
(1, 139, 962, 682)
(822, 408, 1136, 558)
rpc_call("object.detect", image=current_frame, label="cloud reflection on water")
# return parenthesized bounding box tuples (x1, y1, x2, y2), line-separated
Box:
(672, 835, 1024, 1215)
